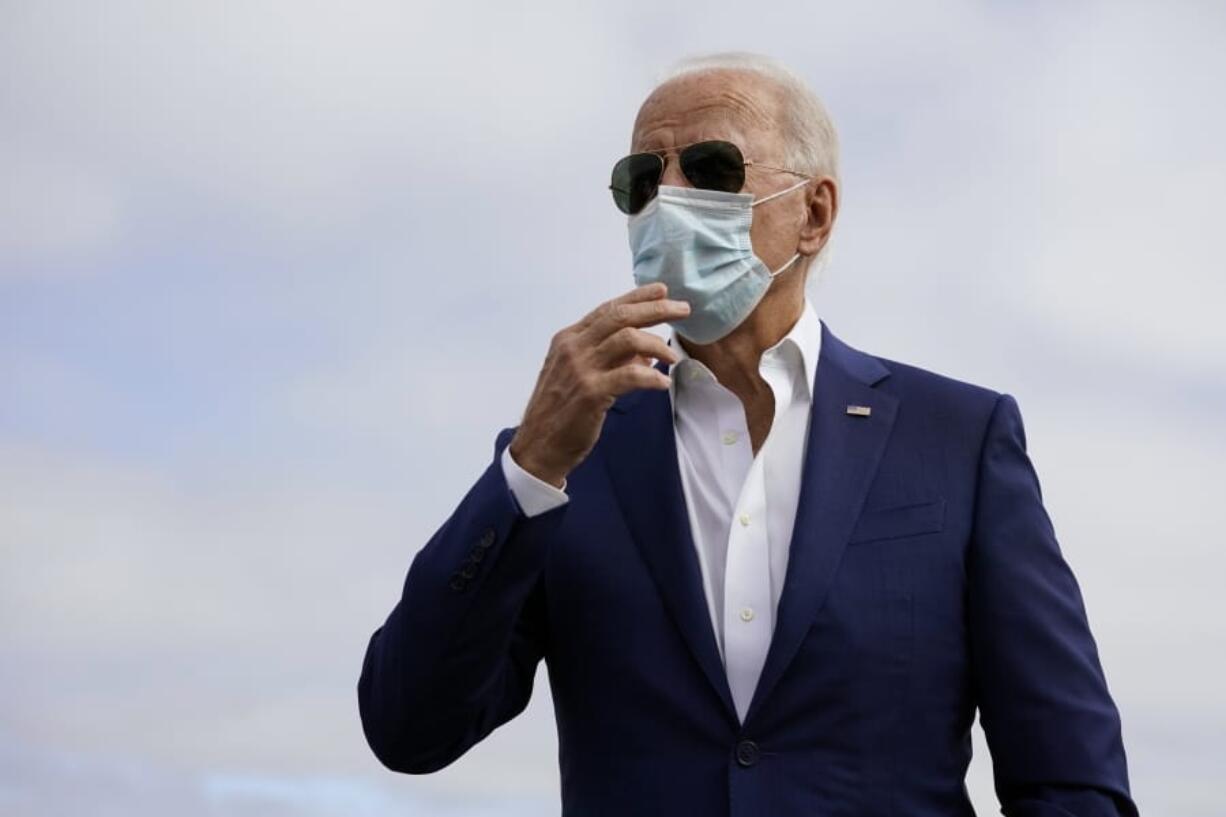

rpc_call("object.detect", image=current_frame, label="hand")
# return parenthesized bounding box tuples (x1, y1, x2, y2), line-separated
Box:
(508, 283, 691, 488)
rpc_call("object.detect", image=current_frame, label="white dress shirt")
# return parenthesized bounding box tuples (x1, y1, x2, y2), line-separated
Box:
(501, 297, 821, 724)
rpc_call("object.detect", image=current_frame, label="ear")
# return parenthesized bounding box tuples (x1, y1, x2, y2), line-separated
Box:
(797, 177, 838, 257)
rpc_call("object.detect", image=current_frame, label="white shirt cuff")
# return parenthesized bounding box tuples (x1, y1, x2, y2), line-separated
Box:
(500, 444, 569, 517)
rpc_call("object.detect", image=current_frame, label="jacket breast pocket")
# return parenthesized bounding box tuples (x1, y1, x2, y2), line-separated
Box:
(847, 497, 946, 545)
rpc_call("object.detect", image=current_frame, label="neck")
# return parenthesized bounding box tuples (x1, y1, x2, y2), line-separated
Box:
(677, 277, 806, 399)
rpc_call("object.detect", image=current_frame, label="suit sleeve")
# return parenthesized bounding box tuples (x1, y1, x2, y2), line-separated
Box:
(357, 426, 565, 773)
(968, 393, 1139, 817)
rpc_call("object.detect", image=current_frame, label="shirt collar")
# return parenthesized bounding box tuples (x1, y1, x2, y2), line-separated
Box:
(666, 296, 822, 399)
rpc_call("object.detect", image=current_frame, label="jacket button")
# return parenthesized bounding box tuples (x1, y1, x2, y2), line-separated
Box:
(458, 562, 477, 579)
(735, 739, 760, 767)
(448, 574, 468, 592)
(468, 547, 485, 563)
(478, 528, 496, 549)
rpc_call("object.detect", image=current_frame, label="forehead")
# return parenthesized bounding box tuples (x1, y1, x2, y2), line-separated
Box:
(631, 69, 784, 153)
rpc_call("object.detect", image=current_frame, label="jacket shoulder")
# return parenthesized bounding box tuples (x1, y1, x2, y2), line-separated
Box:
(862, 350, 1011, 464)
(840, 336, 1007, 437)
(823, 320, 1004, 417)
(875, 353, 1002, 408)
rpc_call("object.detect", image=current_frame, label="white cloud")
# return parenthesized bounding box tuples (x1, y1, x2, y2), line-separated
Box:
(0, 140, 123, 271)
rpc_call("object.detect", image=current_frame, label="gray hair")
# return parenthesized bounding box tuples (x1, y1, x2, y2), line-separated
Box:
(656, 52, 840, 182)
(653, 52, 841, 286)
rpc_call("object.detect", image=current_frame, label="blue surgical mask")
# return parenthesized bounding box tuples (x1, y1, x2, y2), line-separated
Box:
(628, 179, 807, 344)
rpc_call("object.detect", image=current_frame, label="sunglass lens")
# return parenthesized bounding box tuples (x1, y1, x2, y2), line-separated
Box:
(680, 140, 745, 194)
(610, 153, 663, 214)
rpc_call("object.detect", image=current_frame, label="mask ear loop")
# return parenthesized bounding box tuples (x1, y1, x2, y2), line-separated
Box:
(750, 177, 811, 207)
(752, 178, 810, 278)
(768, 252, 801, 278)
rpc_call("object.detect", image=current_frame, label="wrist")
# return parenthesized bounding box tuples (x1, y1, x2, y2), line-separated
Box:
(509, 435, 566, 489)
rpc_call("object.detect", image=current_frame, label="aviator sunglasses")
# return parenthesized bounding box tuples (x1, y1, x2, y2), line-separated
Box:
(609, 139, 811, 215)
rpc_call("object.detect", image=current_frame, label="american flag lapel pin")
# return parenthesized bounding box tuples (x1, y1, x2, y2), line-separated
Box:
(846, 404, 872, 417)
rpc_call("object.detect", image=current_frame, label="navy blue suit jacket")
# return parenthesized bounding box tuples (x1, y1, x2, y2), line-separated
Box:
(358, 319, 1138, 816)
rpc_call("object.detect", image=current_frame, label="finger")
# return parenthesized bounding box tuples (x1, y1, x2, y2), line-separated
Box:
(594, 326, 678, 368)
(613, 282, 670, 305)
(583, 297, 691, 342)
(595, 361, 672, 396)
(576, 283, 669, 331)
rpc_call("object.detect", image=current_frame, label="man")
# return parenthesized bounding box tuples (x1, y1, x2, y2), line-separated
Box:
(357, 52, 1138, 816)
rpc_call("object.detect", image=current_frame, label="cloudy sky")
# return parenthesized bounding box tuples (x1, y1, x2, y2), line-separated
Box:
(2, 1, 1224, 815)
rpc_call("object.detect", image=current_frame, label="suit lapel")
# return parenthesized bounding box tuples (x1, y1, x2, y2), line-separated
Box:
(742, 319, 897, 725)
(602, 379, 739, 726)
(600, 318, 896, 729)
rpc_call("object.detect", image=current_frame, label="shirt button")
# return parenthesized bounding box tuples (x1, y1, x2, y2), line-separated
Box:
(739, 606, 755, 622)
(739, 513, 751, 527)
(721, 431, 739, 445)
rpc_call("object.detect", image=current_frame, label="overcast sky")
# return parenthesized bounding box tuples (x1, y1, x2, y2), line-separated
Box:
(2, 1, 1224, 815)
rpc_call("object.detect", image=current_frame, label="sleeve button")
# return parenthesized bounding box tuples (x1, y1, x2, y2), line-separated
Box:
(478, 528, 496, 549)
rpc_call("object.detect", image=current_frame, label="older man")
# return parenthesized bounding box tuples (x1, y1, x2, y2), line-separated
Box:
(357, 53, 1138, 816)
